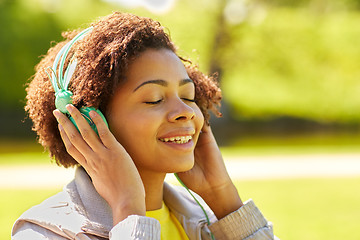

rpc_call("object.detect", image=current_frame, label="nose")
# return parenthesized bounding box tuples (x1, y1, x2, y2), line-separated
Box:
(167, 99, 195, 122)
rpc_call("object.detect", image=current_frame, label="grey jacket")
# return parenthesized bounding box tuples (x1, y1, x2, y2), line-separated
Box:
(12, 167, 275, 240)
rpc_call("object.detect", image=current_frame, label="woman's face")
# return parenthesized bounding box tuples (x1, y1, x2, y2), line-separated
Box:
(107, 48, 204, 174)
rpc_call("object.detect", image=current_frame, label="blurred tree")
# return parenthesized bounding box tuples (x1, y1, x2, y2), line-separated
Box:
(220, 3, 360, 123)
(0, 0, 113, 137)
(0, 0, 63, 137)
(0, 0, 61, 110)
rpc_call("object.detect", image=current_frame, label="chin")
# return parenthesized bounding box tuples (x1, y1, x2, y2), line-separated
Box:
(168, 158, 194, 173)
(136, 154, 195, 174)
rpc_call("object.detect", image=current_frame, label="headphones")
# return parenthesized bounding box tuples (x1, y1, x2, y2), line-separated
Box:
(47, 27, 214, 239)
(46, 26, 108, 135)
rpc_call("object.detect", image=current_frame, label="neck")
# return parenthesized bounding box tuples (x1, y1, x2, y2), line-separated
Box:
(138, 169, 166, 211)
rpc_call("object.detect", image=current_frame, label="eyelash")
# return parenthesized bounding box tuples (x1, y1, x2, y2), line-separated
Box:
(183, 98, 196, 103)
(145, 100, 163, 105)
(145, 98, 195, 105)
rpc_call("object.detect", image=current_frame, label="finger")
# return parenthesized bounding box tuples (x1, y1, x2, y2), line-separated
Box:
(201, 122, 211, 133)
(89, 110, 119, 149)
(58, 123, 87, 166)
(53, 109, 93, 157)
(65, 104, 104, 152)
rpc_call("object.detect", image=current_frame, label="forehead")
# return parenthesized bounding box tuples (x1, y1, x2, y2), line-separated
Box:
(124, 48, 189, 85)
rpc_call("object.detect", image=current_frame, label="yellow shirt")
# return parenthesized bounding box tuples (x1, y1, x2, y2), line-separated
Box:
(146, 203, 189, 240)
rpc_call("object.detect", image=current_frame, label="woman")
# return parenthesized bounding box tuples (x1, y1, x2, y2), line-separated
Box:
(12, 12, 276, 239)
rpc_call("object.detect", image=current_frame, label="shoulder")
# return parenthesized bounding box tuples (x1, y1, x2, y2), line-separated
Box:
(163, 182, 215, 219)
(12, 180, 86, 239)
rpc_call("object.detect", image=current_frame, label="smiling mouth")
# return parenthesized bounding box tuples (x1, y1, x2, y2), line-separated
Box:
(159, 136, 192, 144)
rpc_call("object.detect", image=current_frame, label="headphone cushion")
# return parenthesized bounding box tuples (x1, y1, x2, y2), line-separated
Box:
(69, 107, 108, 135)
(55, 90, 73, 114)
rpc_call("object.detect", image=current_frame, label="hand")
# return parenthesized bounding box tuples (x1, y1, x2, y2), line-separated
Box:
(176, 124, 243, 219)
(53, 104, 146, 225)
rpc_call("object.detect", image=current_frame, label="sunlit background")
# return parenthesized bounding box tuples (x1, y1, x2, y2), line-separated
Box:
(1, 0, 360, 239)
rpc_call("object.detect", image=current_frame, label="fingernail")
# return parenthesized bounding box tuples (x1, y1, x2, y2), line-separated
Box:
(66, 104, 73, 113)
(89, 110, 97, 118)
(53, 110, 61, 120)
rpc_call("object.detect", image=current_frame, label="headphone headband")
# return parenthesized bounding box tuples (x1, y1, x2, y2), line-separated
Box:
(46, 26, 93, 113)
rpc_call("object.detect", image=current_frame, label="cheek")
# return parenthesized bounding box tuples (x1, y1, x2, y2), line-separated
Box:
(109, 113, 162, 167)
(194, 106, 205, 129)
(109, 111, 158, 146)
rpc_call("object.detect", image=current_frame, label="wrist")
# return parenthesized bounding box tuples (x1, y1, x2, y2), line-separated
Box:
(111, 198, 146, 225)
(200, 181, 243, 220)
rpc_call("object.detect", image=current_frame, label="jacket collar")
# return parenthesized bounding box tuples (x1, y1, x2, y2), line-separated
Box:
(72, 167, 214, 238)
(163, 180, 216, 239)
(71, 167, 113, 237)
(14, 167, 213, 239)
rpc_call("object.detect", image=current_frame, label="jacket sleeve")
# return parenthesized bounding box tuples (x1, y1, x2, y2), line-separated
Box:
(109, 215, 161, 240)
(12, 221, 69, 240)
(208, 199, 276, 240)
(13, 216, 161, 240)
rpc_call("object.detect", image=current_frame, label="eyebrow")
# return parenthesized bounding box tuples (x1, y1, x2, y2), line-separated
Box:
(133, 78, 194, 92)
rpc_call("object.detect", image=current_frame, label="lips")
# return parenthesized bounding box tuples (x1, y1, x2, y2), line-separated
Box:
(159, 136, 192, 144)
(158, 128, 195, 146)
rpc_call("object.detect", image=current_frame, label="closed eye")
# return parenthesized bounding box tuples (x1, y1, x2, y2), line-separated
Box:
(145, 99, 163, 105)
(182, 98, 195, 102)
(145, 98, 195, 105)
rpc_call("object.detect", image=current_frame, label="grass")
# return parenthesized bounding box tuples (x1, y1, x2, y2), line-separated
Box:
(1, 146, 358, 166)
(2, 132, 360, 165)
(221, 132, 360, 157)
(1, 145, 359, 166)
(237, 177, 360, 240)
(0, 152, 53, 166)
(2, 178, 360, 240)
(220, 144, 360, 157)
(0, 188, 62, 239)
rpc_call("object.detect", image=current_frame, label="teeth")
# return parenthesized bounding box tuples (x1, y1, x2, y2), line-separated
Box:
(160, 136, 192, 144)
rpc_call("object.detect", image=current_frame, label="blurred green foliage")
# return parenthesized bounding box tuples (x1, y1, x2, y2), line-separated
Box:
(1, 0, 360, 126)
(0, 0, 115, 110)
(0, 0, 59, 110)
(222, 7, 360, 123)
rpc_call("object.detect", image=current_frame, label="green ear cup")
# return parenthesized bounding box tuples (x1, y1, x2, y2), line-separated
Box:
(69, 107, 108, 135)
(55, 90, 73, 114)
